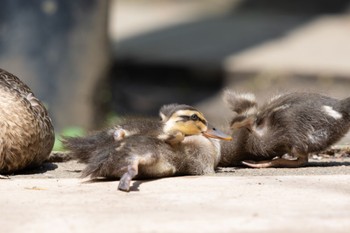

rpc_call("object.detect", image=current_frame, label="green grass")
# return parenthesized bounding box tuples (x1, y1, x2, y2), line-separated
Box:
(53, 127, 86, 151)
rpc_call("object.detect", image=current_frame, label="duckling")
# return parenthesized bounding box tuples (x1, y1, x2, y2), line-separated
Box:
(220, 90, 350, 168)
(63, 104, 217, 162)
(0, 68, 55, 174)
(61, 118, 162, 164)
(64, 104, 231, 191)
(112, 103, 213, 145)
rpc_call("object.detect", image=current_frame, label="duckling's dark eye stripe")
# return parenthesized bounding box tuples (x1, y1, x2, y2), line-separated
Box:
(179, 115, 207, 125)
(199, 118, 207, 125)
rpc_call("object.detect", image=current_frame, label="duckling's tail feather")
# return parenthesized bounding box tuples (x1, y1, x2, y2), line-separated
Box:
(81, 145, 123, 179)
(62, 131, 114, 163)
(81, 151, 109, 178)
(223, 90, 258, 115)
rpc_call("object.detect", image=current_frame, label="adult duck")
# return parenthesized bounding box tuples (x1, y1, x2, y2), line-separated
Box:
(0, 68, 54, 175)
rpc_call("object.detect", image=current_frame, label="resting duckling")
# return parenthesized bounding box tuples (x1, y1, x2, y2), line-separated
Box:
(220, 91, 350, 168)
(0, 68, 55, 175)
(63, 104, 215, 162)
(64, 104, 231, 191)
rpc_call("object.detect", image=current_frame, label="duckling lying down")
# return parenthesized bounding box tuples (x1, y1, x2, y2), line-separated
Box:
(221, 91, 350, 168)
(64, 104, 231, 191)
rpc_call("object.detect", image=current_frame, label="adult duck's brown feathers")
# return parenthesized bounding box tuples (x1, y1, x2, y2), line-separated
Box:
(0, 68, 55, 173)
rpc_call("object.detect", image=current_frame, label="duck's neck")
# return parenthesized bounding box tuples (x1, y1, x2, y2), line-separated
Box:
(219, 126, 273, 166)
(208, 138, 221, 166)
(182, 135, 222, 166)
(219, 128, 250, 166)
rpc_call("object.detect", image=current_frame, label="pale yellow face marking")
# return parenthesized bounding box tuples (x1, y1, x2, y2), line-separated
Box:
(163, 110, 208, 136)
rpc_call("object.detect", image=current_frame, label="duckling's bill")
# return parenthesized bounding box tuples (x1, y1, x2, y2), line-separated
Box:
(202, 127, 232, 141)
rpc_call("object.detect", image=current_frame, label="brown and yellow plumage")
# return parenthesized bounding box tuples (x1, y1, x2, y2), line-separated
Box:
(0, 68, 54, 174)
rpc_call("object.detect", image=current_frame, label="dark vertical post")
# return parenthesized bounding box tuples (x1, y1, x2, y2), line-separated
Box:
(0, 0, 111, 131)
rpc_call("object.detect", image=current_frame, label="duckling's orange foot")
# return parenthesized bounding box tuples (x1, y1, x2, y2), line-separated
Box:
(242, 157, 308, 168)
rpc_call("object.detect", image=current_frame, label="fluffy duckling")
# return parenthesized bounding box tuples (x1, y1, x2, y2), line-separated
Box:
(63, 104, 214, 162)
(0, 68, 55, 175)
(64, 104, 231, 191)
(220, 91, 350, 168)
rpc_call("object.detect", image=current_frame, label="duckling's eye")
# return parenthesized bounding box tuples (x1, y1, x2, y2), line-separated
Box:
(190, 114, 199, 121)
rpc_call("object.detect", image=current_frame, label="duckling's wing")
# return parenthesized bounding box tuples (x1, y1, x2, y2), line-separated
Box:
(81, 144, 123, 178)
(81, 137, 160, 177)
(118, 119, 163, 137)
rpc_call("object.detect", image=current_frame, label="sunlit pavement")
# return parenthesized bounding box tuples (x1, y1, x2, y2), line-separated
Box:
(1, 175, 350, 233)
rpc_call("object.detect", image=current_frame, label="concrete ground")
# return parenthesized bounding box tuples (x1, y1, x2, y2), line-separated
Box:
(1, 156, 350, 233)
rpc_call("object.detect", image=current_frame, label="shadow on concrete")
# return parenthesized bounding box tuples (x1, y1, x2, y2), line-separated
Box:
(83, 177, 157, 192)
(308, 161, 350, 167)
(129, 180, 156, 192)
(12, 162, 58, 176)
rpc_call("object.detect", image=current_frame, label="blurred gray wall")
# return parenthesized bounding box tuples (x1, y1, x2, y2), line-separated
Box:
(0, 0, 111, 132)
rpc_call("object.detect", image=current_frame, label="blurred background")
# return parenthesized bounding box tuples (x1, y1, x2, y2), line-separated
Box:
(1, 0, 350, 144)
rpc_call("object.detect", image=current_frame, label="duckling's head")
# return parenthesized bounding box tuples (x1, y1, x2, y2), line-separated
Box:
(160, 104, 232, 140)
(160, 104, 207, 135)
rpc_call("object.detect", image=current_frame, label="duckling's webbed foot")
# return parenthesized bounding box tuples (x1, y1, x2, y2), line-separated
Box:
(242, 150, 308, 168)
(118, 152, 158, 192)
(118, 162, 139, 192)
